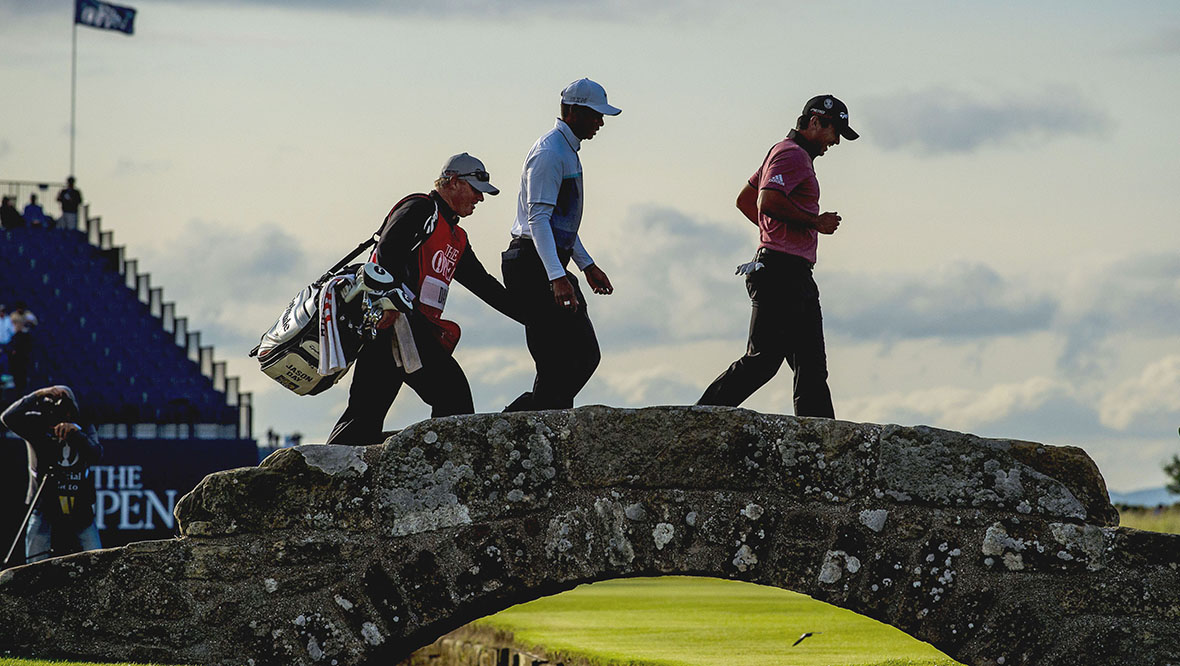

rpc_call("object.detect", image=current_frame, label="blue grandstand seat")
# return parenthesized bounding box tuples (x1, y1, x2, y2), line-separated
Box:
(0, 227, 239, 430)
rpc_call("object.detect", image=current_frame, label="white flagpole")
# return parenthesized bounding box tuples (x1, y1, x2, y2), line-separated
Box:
(70, 11, 78, 177)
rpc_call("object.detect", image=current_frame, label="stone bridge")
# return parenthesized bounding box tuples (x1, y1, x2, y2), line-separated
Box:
(1, 406, 1177, 666)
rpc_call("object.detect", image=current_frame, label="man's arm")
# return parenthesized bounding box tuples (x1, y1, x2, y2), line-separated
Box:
(522, 150, 587, 310)
(1, 389, 55, 441)
(736, 183, 759, 225)
(454, 246, 529, 325)
(571, 236, 594, 272)
(570, 237, 612, 295)
(757, 188, 841, 235)
(522, 148, 568, 281)
(525, 202, 568, 281)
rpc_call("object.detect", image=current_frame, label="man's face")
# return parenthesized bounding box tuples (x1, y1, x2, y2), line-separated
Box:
(567, 105, 606, 141)
(803, 116, 842, 157)
(816, 120, 842, 156)
(448, 179, 484, 218)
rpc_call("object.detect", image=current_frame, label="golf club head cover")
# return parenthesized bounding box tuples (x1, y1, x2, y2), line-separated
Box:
(390, 284, 415, 313)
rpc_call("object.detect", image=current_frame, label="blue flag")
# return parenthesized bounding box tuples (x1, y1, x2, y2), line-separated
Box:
(75, 0, 137, 35)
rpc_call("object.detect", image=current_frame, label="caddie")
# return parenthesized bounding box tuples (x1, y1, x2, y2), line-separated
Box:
(326, 153, 526, 445)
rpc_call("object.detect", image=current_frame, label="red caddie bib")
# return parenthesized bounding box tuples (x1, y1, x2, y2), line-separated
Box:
(413, 219, 468, 352)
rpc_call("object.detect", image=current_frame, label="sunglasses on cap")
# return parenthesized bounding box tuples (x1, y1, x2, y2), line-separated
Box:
(447, 170, 490, 182)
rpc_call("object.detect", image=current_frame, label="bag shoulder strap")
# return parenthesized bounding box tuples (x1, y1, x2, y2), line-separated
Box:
(313, 193, 435, 288)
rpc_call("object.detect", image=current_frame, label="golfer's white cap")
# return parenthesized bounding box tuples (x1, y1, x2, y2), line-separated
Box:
(560, 78, 622, 116)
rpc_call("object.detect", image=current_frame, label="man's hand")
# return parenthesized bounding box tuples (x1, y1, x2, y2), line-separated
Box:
(53, 422, 80, 440)
(551, 276, 578, 312)
(375, 310, 397, 330)
(584, 264, 614, 295)
(37, 386, 69, 401)
(814, 212, 841, 235)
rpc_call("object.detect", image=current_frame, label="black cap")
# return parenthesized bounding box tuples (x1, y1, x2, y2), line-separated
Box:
(803, 94, 859, 141)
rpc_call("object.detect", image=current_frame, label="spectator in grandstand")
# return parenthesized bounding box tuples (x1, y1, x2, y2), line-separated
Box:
(22, 194, 51, 228)
(0, 196, 24, 229)
(0, 303, 12, 346)
(0, 304, 12, 394)
(1, 385, 103, 564)
(56, 177, 83, 232)
(7, 303, 36, 392)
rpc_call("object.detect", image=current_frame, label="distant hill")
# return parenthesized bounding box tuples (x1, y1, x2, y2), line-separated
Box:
(1109, 486, 1180, 507)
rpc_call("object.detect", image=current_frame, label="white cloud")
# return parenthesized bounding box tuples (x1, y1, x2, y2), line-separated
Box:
(865, 87, 1111, 155)
(1056, 254, 1180, 375)
(132, 218, 314, 354)
(1099, 355, 1180, 431)
(841, 376, 1087, 434)
(825, 263, 1057, 342)
(580, 205, 754, 346)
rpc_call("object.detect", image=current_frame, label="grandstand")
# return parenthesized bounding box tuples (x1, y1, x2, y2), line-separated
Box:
(2, 198, 258, 560)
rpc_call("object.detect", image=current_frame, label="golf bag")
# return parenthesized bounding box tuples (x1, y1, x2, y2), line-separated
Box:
(250, 238, 413, 396)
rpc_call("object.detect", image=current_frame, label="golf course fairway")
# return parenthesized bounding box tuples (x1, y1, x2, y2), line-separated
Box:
(478, 576, 964, 666)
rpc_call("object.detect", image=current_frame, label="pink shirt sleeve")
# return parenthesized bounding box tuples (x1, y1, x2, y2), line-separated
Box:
(758, 146, 810, 195)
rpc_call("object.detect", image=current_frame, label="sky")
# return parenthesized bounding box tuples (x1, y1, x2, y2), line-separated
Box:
(1, 0, 1178, 493)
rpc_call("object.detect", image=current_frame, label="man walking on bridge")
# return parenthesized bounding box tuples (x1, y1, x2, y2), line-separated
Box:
(501, 78, 619, 412)
(698, 95, 858, 418)
(326, 153, 526, 445)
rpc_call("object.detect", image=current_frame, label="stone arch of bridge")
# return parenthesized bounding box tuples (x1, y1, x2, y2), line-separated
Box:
(1, 406, 1178, 666)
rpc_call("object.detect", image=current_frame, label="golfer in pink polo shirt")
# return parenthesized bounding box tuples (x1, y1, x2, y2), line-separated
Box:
(698, 94, 858, 417)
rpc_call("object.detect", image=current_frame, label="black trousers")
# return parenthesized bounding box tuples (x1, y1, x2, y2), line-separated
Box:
(501, 237, 600, 411)
(698, 249, 835, 418)
(326, 327, 473, 446)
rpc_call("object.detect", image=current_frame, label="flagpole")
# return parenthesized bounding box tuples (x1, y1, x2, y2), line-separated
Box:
(70, 11, 78, 177)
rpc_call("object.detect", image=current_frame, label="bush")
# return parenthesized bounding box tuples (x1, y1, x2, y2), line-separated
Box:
(1166, 428, 1180, 495)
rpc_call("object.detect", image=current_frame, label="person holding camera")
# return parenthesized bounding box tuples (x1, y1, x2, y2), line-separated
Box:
(2, 385, 102, 565)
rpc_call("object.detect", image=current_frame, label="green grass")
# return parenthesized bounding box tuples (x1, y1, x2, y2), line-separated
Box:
(1118, 504, 1180, 534)
(477, 576, 963, 666)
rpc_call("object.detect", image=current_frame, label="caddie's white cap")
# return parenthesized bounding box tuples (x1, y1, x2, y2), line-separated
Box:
(560, 78, 622, 116)
(440, 152, 499, 195)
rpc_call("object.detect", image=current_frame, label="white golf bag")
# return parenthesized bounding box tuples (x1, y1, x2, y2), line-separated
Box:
(250, 245, 412, 395)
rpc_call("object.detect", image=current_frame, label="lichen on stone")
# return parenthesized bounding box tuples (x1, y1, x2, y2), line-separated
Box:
(818, 550, 860, 584)
(298, 446, 369, 478)
(653, 523, 675, 550)
(733, 544, 758, 572)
